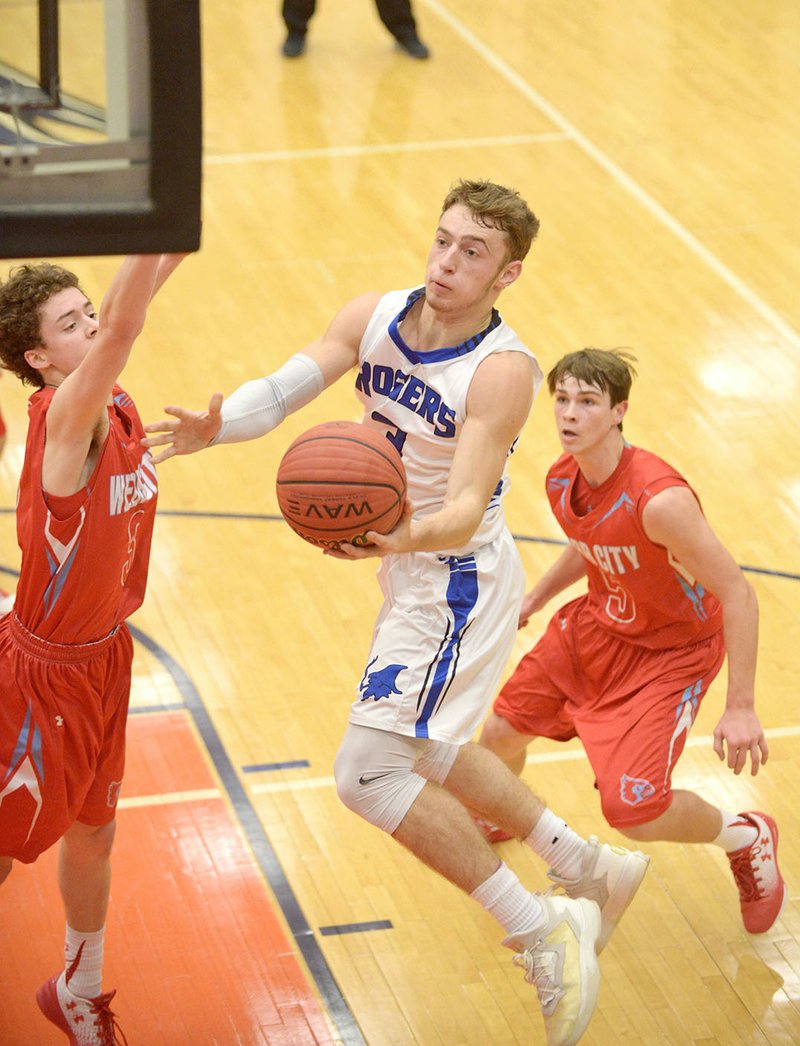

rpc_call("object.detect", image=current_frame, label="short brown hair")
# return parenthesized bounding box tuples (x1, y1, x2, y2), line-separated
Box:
(441, 179, 540, 262)
(548, 348, 637, 430)
(0, 263, 82, 387)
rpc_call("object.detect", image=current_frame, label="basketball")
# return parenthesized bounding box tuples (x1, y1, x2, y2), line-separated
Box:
(275, 421, 407, 549)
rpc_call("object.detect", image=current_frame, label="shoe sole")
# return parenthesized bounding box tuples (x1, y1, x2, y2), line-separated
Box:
(568, 898, 602, 1046)
(36, 978, 76, 1043)
(597, 850, 650, 953)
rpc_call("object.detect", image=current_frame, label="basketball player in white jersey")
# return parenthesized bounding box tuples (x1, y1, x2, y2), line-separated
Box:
(144, 180, 648, 1044)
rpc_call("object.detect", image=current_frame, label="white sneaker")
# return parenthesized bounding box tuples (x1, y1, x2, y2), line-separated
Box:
(504, 894, 601, 1046)
(548, 836, 649, 952)
(36, 973, 127, 1045)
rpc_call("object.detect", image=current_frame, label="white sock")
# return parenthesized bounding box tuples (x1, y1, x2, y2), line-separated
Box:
(525, 807, 588, 880)
(713, 811, 758, 853)
(63, 924, 105, 1000)
(470, 862, 545, 938)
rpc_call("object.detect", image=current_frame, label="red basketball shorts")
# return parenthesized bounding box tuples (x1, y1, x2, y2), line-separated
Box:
(0, 615, 133, 863)
(493, 596, 726, 827)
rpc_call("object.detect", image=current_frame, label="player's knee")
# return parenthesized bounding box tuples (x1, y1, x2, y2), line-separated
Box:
(598, 788, 665, 833)
(479, 712, 528, 761)
(333, 724, 425, 834)
(62, 818, 117, 863)
(332, 745, 362, 813)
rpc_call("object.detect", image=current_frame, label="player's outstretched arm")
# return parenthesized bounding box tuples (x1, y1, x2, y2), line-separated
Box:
(144, 293, 377, 465)
(143, 392, 224, 464)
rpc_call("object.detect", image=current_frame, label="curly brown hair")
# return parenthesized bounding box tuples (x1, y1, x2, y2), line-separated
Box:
(440, 179, 541, 263)
(0, 263, 82, 387)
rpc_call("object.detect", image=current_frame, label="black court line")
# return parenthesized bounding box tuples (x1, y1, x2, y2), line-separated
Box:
(0, 555, 363, 1037)
(13, 504, 792, 580)
(127, 624, 367, 1046)
(320, 919, 394, 936)
(242, 759, 311, 772)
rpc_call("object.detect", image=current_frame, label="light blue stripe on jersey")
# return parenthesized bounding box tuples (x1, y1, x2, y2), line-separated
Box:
(43, 542, 80, 616)
(415, 555, 478, 737)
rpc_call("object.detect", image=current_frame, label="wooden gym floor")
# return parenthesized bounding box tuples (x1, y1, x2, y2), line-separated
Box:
(1, 0, 799, 1042)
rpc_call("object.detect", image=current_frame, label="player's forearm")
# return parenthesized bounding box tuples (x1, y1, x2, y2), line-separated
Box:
(527, 545, 587, 612)
(150, 253, 188, 300)
(99, 256, 161, 347)
(407, 497, 485, 553)
(212, 354, 324, 445)
(721, 580, 759, 711)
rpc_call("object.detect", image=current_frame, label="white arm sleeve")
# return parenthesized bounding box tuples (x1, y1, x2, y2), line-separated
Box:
(211, 353, 325, 445)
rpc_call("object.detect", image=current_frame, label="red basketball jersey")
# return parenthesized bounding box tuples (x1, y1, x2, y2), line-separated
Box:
(14, 385, 158, 644)
(546, 444, 722, 649)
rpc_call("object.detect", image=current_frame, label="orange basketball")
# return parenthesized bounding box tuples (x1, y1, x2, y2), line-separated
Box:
(275, 421, 407, 549)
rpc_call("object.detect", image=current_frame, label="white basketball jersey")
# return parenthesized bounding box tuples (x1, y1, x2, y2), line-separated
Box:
(354, 287, 542, 555)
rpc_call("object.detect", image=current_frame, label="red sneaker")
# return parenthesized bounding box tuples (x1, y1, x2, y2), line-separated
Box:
(36, 975, 128, 1045)
(472, 813, 514, 843)
(727, 811, 787, 933)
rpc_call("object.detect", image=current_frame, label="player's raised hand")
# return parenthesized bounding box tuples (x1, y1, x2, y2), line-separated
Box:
(142, 392, 224, 463)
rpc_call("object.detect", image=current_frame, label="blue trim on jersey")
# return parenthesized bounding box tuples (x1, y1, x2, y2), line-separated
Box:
(592, 491, 634, 527)
(43, 542, 79, 617)
(675, 574, 710, 621)
(547, 477, 570, 512)
(415, 555, 478, 737)
(388, 288, 503, 365)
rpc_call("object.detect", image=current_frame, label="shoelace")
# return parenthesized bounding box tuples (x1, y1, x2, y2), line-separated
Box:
(728, 847, 763, 902)
(86, 990, 129, 1046)
(512, 945, 560, 1008)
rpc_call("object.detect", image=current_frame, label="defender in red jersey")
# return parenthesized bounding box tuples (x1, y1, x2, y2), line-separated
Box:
(0, 253, 186, 1045)
(0, 380, 12, 617)
(478, 349, 785, 936)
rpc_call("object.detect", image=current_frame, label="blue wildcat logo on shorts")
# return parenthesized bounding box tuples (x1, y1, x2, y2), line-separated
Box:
(359, 658, 407, 701)
(619, 773, 655, 806)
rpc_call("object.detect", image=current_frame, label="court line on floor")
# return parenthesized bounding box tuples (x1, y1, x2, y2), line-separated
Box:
(127, 625, 367, 1046)
(4, 529, 799, 585)
(245, 724, 800, 796)
(421, 0, 800, 352)
(114, 718, 800, 809)
(202, 131, 569, 166)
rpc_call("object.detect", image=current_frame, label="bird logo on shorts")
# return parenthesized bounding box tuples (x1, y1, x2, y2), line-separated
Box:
(619, 773, 655, 806)
(359, 658, 407, 702)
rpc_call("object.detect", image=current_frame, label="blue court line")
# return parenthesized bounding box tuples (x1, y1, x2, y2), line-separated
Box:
(127, 624, 366, 1046)
(242, 759, 311, 772)
(7, 511, 796, 580)
(3, 503, 800, 582)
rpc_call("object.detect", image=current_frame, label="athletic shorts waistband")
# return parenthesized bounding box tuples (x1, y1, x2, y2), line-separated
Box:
(9, 612, 120, 663)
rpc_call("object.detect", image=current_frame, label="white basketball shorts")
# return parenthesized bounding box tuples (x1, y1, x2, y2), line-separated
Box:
(349, 526, 525, 744)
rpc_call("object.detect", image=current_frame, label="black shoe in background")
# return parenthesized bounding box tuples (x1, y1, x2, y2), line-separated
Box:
(282, 31, 306, 58)
(394, 32, 430, 59)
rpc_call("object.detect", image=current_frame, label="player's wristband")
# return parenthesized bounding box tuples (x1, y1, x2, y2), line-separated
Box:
(211, 353, 324, 445)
